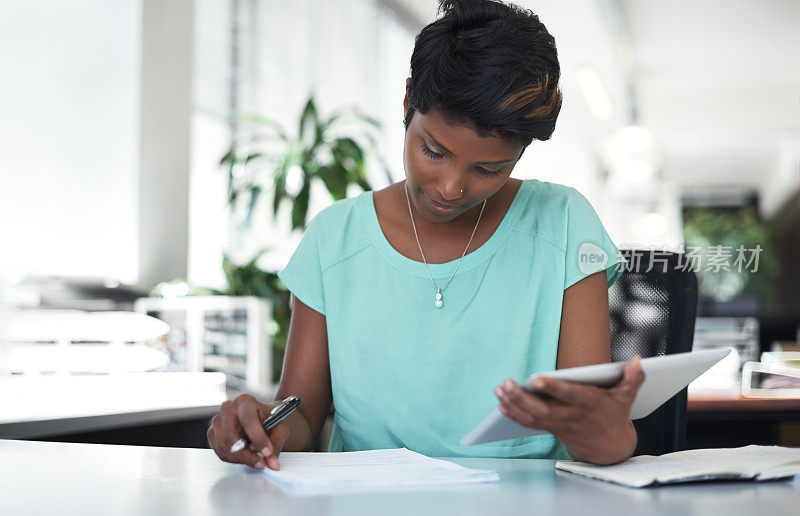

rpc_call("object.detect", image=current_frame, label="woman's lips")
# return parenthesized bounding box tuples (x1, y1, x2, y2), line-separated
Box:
(424, 192, 459, 215)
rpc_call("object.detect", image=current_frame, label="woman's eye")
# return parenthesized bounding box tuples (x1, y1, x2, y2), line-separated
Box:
(420, 144, 445, 160)
(420, 143, 503, 177)
(477, 167, 503, 177)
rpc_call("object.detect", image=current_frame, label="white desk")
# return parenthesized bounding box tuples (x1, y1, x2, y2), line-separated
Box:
(0, 404, 220, 440)
(1, 440, 798, 516)
(0, 373, 227, 444)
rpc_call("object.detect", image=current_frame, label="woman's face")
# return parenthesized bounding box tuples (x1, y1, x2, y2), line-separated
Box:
(402, 100, 524, 226)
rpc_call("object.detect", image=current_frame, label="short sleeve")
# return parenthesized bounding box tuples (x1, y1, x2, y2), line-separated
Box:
(563, 187, 626, 290)
(548, 437, 573, 461)
(277, 217, 326, 315)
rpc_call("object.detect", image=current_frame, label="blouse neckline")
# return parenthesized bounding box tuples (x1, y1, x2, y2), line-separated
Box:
(360, 179, 535, 279)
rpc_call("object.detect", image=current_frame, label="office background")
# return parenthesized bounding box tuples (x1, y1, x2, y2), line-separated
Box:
(0, 0, 799, 449)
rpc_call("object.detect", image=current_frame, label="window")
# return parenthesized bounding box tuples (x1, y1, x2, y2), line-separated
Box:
(188, 0, 260, 289)
(374, 2, 420, 183)
(0, 1, 139, 283)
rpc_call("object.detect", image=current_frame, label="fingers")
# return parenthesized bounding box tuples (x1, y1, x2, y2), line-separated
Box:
(237, 446, 268, 470)
(495, 380, 572, 431)
(207, 395, 286, 471)
(219, 401, 245, 454)
(263, 422, 290, 471)
(237, 396, 273, 456)
(492, 359, 647, 445)
(525, 376, 596, 407)
(498, 396, 540, 428)
(208, 411, 265, 470)
(207, 416, 229, 461)
(222, 400, 267, 469)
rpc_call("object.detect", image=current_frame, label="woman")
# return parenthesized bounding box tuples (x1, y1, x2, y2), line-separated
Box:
(207, 0, 643, 471)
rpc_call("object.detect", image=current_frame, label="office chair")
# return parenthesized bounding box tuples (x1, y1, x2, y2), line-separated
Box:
(609, 249, 698, 456)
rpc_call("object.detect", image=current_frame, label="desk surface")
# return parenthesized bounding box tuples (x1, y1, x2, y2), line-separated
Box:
(689, 391, 800, 412)
(0, 404, 221, 440)
(0, 373, 228, 439)
(1, 440, 798, 516)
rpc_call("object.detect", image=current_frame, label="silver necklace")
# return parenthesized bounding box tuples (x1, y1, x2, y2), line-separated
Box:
(404, 182, 486, 308)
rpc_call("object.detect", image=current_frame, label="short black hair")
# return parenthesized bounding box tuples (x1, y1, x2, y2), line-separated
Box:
(404, 0, 562, 148)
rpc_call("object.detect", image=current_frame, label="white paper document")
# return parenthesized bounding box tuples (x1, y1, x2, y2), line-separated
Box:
(260, 447, 500, 493)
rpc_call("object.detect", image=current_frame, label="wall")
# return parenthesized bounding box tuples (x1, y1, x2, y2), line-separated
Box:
(0, 1, 140, 284)
(138, 0, 193, 290)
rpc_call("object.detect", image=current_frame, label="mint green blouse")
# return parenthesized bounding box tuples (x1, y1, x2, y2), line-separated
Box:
(277, 179, 625, 459)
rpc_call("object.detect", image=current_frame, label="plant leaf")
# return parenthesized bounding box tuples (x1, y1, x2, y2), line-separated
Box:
(317, 164, 348, 200)
(272, 156, 289, 216)
(298, 97, 318, 148)
(228, 186, 239, 206)
(244, 152, 263, 164)
(291, 178, 311, 230)
(243, 185, 261, 228)
(219, 147, 235, 166)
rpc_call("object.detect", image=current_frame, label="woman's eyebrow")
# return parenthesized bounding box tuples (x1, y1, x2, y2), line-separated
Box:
(420, 126, 517, 166)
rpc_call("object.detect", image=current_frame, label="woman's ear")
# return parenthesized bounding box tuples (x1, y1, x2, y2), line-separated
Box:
(403, 77, 411, 112)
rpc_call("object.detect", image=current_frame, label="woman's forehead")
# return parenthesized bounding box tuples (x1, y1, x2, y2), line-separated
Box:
(413, 108, 522, 160)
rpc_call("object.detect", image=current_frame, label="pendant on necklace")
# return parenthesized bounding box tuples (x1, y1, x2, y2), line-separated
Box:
(434, 289, 443, 308)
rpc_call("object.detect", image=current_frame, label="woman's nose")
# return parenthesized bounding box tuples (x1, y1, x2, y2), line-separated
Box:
(438, 183, 464, 201)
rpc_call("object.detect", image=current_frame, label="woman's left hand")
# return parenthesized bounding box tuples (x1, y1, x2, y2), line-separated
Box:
(494, 355, 645, 465)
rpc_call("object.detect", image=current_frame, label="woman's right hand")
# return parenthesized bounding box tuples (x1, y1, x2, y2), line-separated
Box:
(207, 394, 291, 471)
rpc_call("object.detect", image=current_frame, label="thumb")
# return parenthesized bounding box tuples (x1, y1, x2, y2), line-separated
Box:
(616, 355, 645, 397)
(269, 422, 290, 458)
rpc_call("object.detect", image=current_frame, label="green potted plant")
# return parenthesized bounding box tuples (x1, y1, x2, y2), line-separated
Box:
(218, 95, 389, 380)
(220, 95, 391, 229)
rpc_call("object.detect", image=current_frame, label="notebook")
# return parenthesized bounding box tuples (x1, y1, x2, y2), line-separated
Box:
(259, 447, 499, 494)
(555, 445, 800, 488)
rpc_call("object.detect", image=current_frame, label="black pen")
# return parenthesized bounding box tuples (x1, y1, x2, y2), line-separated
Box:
(229, 395, 302, 454)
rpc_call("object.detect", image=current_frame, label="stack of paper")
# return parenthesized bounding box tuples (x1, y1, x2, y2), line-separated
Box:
(259, 448, 499, 493)
(556, 445, 800, 488)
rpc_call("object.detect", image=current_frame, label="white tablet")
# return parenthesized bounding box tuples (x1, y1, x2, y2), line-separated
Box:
(460, 347, 731, 446)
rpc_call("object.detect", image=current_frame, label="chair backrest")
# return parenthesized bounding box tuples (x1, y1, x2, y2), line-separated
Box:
(608, 249, 698, 455)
